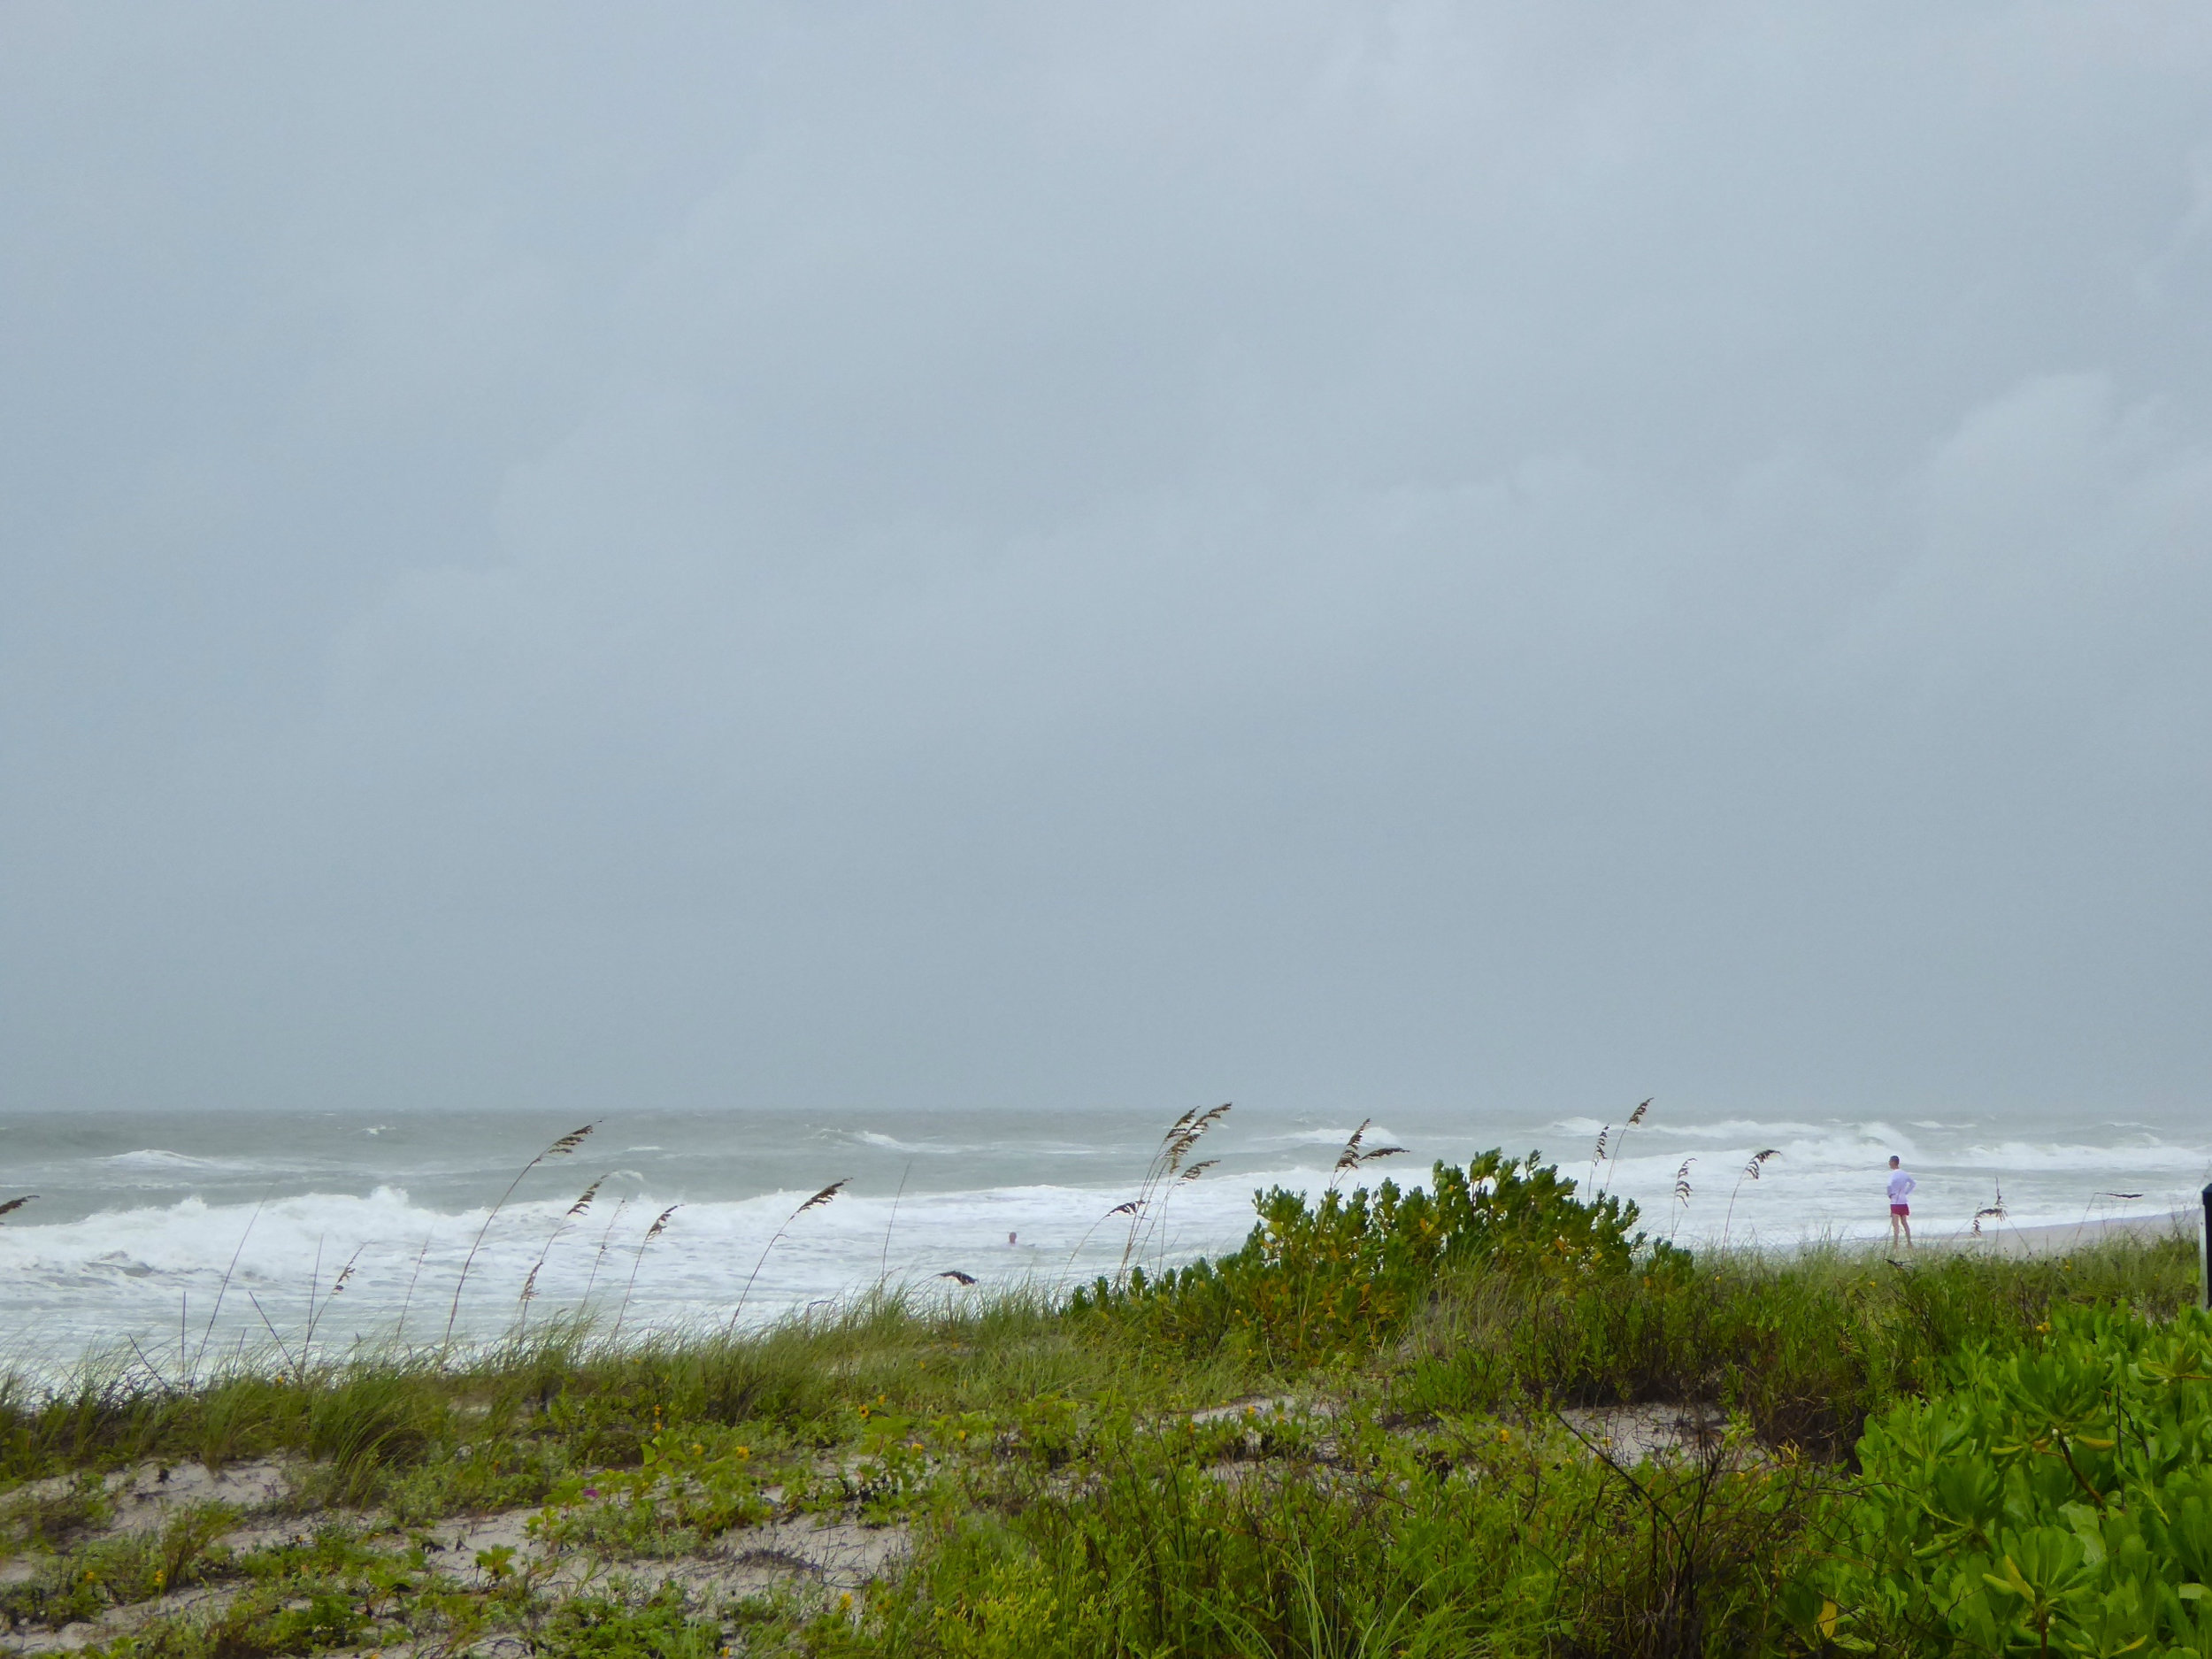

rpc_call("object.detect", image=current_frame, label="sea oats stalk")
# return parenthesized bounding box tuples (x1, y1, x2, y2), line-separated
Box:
(188, 1189, 271, 1386)
(518, 1178, 605, 1333)
(394, 1227, 436, 1347)
(1118, 1109, 1196, 1272)
(1127, 1103, 1200, 1233)
(297, 1238, 326, 1366)
(1721, 1150, 1780, 1248)
(612, 1204, 679, 1344)
(302, 1244, 365, 1369)
(1121, 1104, 1230, 1276)
(245, 1291, 300, 1380)
(1144, 1156, 1225, 1274)
(1327, 1118, 1406, 1190)
(879, 1160, 912, 1288)
(1972, 1179, 2009, 1238)
(1671, 1157, 1695, 1242)
(1064, 1199, 1142, 1280)
(580, 1195, 630, 1310)
(2076, 1189, 2147, 1235)
(442, 1122, 597, 1352)
(732, 1181, 848, 1329)
(1598, 1099, 1652, 1197)
(124, 1333, 177, 1394)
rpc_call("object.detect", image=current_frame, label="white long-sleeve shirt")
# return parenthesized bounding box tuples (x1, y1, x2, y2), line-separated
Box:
(1887, 1170, 1916, 1204)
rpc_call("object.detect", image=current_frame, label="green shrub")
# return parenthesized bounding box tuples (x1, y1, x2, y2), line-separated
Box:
(1074, 1149, 1662, 1363)
(1808, 1304, 2212, 1655)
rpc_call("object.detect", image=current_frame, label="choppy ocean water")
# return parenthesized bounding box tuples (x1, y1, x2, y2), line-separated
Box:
(1, 1102, 2205, 1382)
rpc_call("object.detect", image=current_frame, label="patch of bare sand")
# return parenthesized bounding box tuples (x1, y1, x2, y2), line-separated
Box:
(4, 1465, 907, 1658)
(1557, 1404, 1730, 1464)
(3, 1583, 239, 1655)
(9, 1459, 291, 1535)
(108, 1461, 292, 1535)
(1949, 1208, 2196, 1257)
(1187, 1394, 1336, 1425)
(584, 1514, 908, 1601)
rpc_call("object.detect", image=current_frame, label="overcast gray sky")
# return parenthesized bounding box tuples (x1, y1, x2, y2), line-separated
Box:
(3, 3, 2208, 1123)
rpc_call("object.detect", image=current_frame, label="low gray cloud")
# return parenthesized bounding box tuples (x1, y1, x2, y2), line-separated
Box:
(3, 2, 2208, 1119)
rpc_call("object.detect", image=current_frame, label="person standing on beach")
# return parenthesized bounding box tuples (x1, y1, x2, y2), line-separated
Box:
(1886, 1156, 1916, 1249)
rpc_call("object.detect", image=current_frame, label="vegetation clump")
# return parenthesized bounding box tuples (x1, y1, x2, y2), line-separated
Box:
(0, 1140, 2201, 1657)
(1813, 1303, 2212, 1655)
(1073, 1149, 1660, 1362)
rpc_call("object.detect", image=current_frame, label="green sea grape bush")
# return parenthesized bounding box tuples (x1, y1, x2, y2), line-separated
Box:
(1807, 1305, 2212, 1655)
(1072, 1149, 1668, 1363)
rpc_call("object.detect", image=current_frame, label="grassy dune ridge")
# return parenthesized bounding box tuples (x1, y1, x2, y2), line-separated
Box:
(1, 1149, 2202, 1658)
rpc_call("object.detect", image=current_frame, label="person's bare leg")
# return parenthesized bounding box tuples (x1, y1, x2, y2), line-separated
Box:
(1901, 1212, 1912, 1249)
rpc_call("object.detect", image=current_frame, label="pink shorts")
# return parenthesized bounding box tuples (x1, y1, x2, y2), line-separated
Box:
(1890, 1203, 1909, 1217)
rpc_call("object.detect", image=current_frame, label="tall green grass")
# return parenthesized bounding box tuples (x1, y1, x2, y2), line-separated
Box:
(0, 1281, 1248, 1499)
(1391, 1229, 2200, 1455)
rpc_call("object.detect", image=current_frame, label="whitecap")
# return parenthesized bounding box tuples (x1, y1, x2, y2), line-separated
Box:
(848, 1131, 932, 1152)
(98, 1149, 224, 1171)
(1250, 1125, 1406, 1151)
(1939, 1140, 2212, 1174)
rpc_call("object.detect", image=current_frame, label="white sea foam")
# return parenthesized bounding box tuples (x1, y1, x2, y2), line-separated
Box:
(850, 1131, 928, 1151)
(1556, 1116, 1832, 1142)
(98, 1148, 230, 1171)
(837, 1128, 1108, 1157)
(1250, 1125, 1407, 1151)
(1943, 1140, 2212, 1173)
(0, 1172, 1302, 1380)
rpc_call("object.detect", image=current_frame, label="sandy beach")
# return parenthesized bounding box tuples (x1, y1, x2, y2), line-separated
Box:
(1932, 1205, 2203, 1258)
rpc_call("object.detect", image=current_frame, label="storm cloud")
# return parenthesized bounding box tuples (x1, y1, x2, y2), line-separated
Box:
(3, 3, 2208, 1119)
